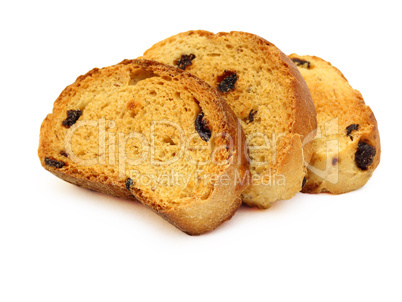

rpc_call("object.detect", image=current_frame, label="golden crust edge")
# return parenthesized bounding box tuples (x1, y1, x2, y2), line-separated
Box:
(38, 59, 250, 235)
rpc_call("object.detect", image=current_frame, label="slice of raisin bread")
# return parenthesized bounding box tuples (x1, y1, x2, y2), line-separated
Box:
(38, 59, 249, 235)
(142, 30, 317, 208)
(289, 54, 381, 193)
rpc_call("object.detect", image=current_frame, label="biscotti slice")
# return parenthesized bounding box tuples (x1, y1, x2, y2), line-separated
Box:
(142, 30, 317, 208)
(38, 59, 249, 235)
(289, 54, 381, 193)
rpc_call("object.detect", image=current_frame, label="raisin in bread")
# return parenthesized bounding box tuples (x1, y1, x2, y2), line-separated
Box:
(289, 54, 381, 193)
(142, 30, 317, 208)
(38, 59, 249, 235)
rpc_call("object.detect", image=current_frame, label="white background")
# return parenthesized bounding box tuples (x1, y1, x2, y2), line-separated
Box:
(1, 1, 401, 301)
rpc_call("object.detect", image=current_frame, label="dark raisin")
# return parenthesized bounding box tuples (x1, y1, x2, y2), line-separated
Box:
(332, 157, 338, 165)
(126, 178, 133, 191)
(346, 124, 359, 140)
(44, 157, 65, 168)
(176, 54, 196, 70)
(59, 151, 68, 157)
(195, 112, 211, 142)
(355, 141, 376, 170)
(217, 70, 237, 93)
(291, 58, 311, 69)
(248, 109, 257, 123)
(302, 177, 307, 188)
(62, 109, 82, 128)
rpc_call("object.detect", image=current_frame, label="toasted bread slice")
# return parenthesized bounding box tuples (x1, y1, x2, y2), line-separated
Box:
(143, 30, 317, 208)
(289, 54, 380, 193)
(38, 59, 249, 235)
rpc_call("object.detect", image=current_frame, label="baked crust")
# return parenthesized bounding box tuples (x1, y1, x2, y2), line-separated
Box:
(38, 59, 249, 235)
(289, 54, 381, 194)
(143, 31, 317, 208)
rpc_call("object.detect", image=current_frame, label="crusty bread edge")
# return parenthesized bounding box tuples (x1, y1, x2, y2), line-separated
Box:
(144, 31, 317, 207)
(225, 32, 316, 206)
(38, 59, 250, 235)
(119, 60, 250, 234)
(288, 54, 381, 194)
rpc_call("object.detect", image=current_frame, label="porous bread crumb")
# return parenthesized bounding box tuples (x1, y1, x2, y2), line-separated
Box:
(38, 59, 249, 235)
(289, 54, 381, 194)
(143, 30, 317, 208)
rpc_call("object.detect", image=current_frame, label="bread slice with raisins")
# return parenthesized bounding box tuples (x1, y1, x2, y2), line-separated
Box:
(38, 59, 250, 235)
(289, 54, 381, 193)
(142, 30, 317, 208)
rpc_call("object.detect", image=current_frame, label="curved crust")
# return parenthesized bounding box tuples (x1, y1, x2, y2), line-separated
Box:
(289, 54, 381, 194)
(280, 52, 317, 165)
(144, 31, 317, 207)
(38, 59, 250, 235)
(242, 133, 304, 209)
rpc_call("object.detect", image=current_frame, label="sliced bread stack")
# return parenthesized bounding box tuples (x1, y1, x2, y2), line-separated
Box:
(39, 30, 380, 234)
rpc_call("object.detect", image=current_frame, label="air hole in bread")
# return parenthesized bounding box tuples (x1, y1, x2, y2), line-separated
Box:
(127, 99, 144, 118)
(162, 76, 172, 81)
(163, 136, 176, 146)
(207, 53, 221, 57)
(174, 92, 182, 101)
(129, 69, 157, 86)
(200, 188, 212, 200)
